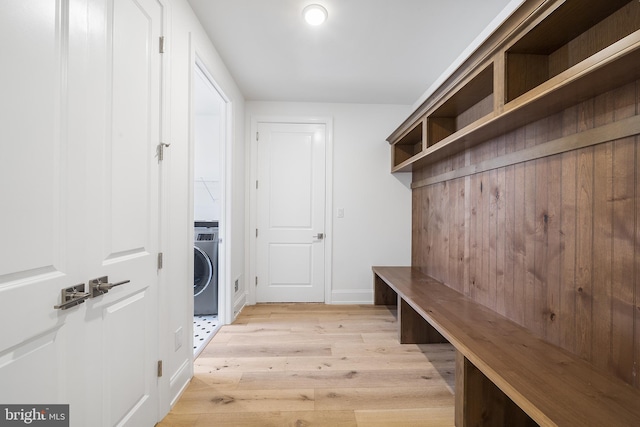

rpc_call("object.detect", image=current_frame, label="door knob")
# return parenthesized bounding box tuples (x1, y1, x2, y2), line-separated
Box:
(313, 233, 324, 240)
(89, 276, 131, 298)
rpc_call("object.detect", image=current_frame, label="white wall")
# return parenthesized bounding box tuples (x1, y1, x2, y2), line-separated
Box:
(246, 102, 412, 304)
(193, 68, 223, 222)
(193, 111, 222, 221)
(162, 0, 245, 415)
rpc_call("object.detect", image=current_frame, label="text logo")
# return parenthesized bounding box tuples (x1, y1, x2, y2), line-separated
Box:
(0, 405, 69, 427)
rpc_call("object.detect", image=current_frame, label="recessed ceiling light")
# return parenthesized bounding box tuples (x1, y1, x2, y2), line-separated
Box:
(303, 4, 328, 26)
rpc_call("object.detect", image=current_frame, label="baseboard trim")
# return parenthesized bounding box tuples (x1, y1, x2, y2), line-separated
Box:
(330, 289, 373, 304)
(169, 358, 192, 408)
(233, 293, 246, 321)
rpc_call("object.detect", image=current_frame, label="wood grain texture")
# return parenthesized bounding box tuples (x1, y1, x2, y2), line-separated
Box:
(390, 0, 640, 173)
(458, 353, 537, 427)
(448, 178, 459, 293)
(428, 117, 456, 147)
(612, 136, 636, 384)
(373, 266, 640, 426)
(411, 191, 421, 267)
(592, 93, 614, 373)
(547, 1, 640, 76)
(411, 112, 640, 189)
(159, 304, 455, 427)
(523, 125, 537, 335)
(611, 83, 637, 384)
(374, 274, 397, 305)
(455, 94, 494, 131)
(495, 135, 507, 317)
(399, 298, 448, 345)
(354, 407, 454, 427)
(559, 105, 578, 354)
(412, 79, 640, 389)
(635, 84, 640, 389)
(505, 53, 549, 101)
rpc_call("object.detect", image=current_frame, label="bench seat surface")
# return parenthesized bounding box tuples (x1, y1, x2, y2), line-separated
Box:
(373, 266, 640, 427)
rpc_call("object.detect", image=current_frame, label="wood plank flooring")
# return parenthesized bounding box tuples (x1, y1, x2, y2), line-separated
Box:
(158, 304, 456, 427)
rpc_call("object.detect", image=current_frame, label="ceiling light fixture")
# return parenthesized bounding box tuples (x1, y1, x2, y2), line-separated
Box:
(303, 4, 328, 26)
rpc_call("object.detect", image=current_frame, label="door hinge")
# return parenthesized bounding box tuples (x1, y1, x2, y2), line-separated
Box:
(256, 180, 259, 189)
(159, 36, 165, 53)
(157, 360, 163, 377)
(255, 276, 258, 286)
(157, 252, 163, 270)
(256, 229, 258, 238)
(256, 131, 259, 141)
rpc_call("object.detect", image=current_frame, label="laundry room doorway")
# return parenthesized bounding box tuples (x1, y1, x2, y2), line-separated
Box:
(191, 60, 228, 356)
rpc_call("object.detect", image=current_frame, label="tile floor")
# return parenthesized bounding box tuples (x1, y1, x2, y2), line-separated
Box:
(193, 314, 220, 357)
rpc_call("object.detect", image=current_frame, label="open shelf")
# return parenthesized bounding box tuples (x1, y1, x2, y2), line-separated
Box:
(389, 0, 640, 173)
(505, 0, 638, 102)
(407, 32, 640, 171)
(391, 116, 426, 171)
(427, 63, 494, 146)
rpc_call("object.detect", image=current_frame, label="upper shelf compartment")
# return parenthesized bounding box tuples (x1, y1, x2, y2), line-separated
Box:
(390, 63, 494, 172)
(391, 116, 426, 171)
(427, 63, 494, 147)
(505, 0, 638, 103)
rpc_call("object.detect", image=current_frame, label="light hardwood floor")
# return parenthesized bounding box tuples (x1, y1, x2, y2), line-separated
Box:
(158, 303, 455, 427)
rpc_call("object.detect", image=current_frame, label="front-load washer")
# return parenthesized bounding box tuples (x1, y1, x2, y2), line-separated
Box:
(194, 222, 218, 315)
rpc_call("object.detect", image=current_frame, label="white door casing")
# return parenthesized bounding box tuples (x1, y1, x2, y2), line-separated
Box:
(191, 60, 228, 326)
(0, 0, 163, 425)
(255, 122, 327, 303)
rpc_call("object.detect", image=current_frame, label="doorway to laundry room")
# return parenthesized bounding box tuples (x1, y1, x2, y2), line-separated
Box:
(192, 62, 227, 356)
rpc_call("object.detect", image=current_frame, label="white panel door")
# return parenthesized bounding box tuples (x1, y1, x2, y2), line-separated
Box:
(0, 0, 76, 406)
(82, 0, 163, 425)
(0, 0, 163, 426)
(256, 122, 326, 302)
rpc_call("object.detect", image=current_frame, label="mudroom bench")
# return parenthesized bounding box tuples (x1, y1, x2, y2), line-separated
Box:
(372, 266, 640, 427)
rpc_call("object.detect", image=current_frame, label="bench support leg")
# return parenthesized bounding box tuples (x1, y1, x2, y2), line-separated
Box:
(374, 274, 397, 305)
(399, 298, 448, 344)
(455, 351, 536, 427)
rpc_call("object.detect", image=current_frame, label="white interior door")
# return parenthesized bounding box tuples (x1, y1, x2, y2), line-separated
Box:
(256, 122, 326, 303)
(0, 0, 77, 407)
(0, 0, 163, 425)
(82, 0, 163, 425)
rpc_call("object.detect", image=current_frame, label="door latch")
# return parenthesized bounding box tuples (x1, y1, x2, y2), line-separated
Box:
(89, 276, 131, 298)
(54, 284, 90, 310)
(157, 142, 171, 161)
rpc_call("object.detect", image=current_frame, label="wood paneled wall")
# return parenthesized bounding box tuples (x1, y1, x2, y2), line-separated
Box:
(412, 80, 640, 389)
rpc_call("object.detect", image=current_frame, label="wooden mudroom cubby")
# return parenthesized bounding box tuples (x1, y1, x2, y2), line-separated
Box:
(388, 0, 640, 173)
(384, 0, 640, 420)
(390, 116, 425, 170)
(427, 63, 494, 147)
(505, 0, 639, 102)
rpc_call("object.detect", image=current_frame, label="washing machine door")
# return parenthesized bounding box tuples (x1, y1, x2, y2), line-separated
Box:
(194, 245, 213, 296)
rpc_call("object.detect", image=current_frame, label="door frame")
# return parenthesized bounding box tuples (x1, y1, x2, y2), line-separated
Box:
(189, 54, 232, 326)
(248, 116, 334, 305)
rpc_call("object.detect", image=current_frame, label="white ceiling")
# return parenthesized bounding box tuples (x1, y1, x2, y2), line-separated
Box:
(187, 0, 515, 105)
